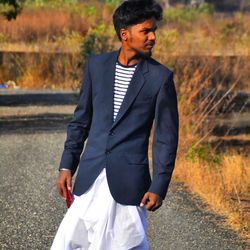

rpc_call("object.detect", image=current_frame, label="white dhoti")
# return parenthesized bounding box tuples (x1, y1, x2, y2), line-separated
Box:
(51, 168, 148, 250)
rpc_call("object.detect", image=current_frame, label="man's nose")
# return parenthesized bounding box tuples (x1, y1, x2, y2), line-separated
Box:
(148, 32, 156, 41)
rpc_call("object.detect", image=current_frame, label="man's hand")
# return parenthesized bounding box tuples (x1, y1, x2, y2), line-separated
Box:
(140, 192, 162, 211)
(57, 170, 72, 200)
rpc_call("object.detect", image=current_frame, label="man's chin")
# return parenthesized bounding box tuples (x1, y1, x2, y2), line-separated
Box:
(137, 50, 152, 59)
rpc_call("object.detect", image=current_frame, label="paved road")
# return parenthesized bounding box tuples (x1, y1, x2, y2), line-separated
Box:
(0, 131, 248, 250)
(0, 90, 248, 249)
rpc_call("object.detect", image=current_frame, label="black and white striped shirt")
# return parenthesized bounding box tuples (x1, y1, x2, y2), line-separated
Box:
(113, 62, 137, 121)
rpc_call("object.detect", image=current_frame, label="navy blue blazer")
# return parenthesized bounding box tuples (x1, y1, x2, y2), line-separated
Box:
(59, 50, 179, 206)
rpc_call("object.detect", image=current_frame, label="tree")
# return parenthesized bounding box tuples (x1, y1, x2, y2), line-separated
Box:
(162, 0, 170, 8)
(157, 0, 171, 9)
(190, 0, 205, 7)
(240, 0, 246, 12)
(0, 0, 25, 20)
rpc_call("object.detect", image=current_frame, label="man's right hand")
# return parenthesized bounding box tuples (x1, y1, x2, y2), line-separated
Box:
(57, 170, 72, 200)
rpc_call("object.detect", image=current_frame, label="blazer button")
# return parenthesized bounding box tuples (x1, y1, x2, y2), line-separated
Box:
(109, 131, 115, 136)
(106, 150, 111, 154)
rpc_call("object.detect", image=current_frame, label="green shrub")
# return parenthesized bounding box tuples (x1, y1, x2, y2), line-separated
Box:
(55, 30, 83, 48)
(98, 0, 120, 7)
(221, 13, 246, 39)
(0, 32, 9, 43)
(186, 144, 222, 166)
(80, 24, 115, 58)
(164, 3, 214, 24)
(0, 0, 25, 20)
(105, 0, 120, 8)
(83, 5, 96, 17)
(25, 0, 79, 9)
(196, 3, 214, 15)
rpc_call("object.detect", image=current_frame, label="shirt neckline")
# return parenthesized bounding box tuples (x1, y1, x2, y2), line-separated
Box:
(116, 60, 137, 68)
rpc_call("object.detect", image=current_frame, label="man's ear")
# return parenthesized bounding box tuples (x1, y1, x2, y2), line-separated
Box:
(120, 28, 128, 41)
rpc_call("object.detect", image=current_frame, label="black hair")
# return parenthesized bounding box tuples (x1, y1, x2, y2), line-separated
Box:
(113, 0, 163, 40)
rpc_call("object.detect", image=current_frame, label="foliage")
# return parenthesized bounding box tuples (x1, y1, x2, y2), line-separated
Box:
(0, 0, 25, 20)
(80, 23, 115, 60)
(55, 30, 83, 48)
(220, 13, 246, 40)
(24, 0, 78, 8)
(196, 2, 214, 14)
(186, 143, 222, 166)
(104, 0, 120, 8)
(164, 3, 214, 24)
(98, 0, 120, 7)
(0, 32, 9, 42)
(83, 5, 96, 17)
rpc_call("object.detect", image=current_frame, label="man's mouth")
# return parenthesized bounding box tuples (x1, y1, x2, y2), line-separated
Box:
(145, 43, 155, 49)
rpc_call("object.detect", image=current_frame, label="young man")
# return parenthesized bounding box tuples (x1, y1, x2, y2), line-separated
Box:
(51, 0, 178, 249)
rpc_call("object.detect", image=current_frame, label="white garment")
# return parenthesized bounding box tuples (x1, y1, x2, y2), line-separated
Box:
(51, 168, 148, 250)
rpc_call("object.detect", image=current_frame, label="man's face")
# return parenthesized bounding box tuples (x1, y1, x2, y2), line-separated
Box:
(125, 18, 157, 58)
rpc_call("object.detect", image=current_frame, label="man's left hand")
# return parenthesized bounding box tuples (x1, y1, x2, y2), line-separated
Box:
(140, 192, 162, 211)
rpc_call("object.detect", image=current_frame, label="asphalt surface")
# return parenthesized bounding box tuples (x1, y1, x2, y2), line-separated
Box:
(0, 90, 249, 250)
(0, 131, 248, 250)
(0, 89, 78, 106)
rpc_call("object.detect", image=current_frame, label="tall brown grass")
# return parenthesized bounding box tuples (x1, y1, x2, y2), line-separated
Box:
(0, 52, 81, 89)
(169, 56, 249, 239)
(147, 55, 250, 238)
(0, 5, 250, 55)
(174, 154, 250, 238)
(0, 9, 88, 43)
(169, 56, 250, 154)
(1, 54, 249, 92)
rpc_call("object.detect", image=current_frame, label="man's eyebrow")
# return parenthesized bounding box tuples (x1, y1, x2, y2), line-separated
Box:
(141, 26, 158, 32)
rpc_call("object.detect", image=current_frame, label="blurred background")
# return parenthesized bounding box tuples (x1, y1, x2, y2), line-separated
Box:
(0, 0, 249, 242)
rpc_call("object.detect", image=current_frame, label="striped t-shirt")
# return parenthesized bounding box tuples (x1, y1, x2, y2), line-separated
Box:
(113, 61, 137, 121)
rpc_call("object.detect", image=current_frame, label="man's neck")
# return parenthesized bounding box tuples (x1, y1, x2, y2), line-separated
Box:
(118, 47, 140, 66)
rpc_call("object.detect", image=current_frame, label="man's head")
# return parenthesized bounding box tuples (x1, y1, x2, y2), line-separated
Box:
(113, 0, 163, 58)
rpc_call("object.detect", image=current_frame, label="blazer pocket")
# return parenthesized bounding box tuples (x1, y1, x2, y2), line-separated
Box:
(127, 153, 149, 165)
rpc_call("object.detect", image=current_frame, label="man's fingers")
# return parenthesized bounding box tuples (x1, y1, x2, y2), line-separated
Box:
(57, 178, 67, 200)
(57, 170, 72, 200)
(140, 192, 150, 207)
(141, 192, 163, 211)
(66, 177, 72, 191)
(147, 200, 162, 211)
(150, 201, 162, 211)
(146, 200, 155, 210)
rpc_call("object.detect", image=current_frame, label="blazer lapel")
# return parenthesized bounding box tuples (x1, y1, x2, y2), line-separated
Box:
(102, 50, 119, 129)
(111, 58, 149, 130)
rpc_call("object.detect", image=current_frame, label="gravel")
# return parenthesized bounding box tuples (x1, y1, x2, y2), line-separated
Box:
(0, 131, 248, 250)
(0, 91, 248, 249)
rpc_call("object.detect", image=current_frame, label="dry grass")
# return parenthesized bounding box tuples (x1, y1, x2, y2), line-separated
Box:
(0, 9, 88, 43)
(1, 55, 249, 92)
(154, 13, 250, 56)
(167, 56, 250, 239)
(0, 5, 250, 56)
(147, 54, 250, 239)
(173, 154, 250, 239)
(0, 52, 82, 89)
(176, 56, 249, 142)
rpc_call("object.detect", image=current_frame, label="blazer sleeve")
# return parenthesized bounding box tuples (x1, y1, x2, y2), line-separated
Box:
(148, 71, 179, 199)
(59, 58, 93, 175)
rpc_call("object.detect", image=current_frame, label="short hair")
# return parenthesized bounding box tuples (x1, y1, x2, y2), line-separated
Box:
(113, 0, 163, 40)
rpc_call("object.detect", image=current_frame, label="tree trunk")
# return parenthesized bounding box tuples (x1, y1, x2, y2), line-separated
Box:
(163, 0, 170, 9)
(240, 0, 246, 12)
